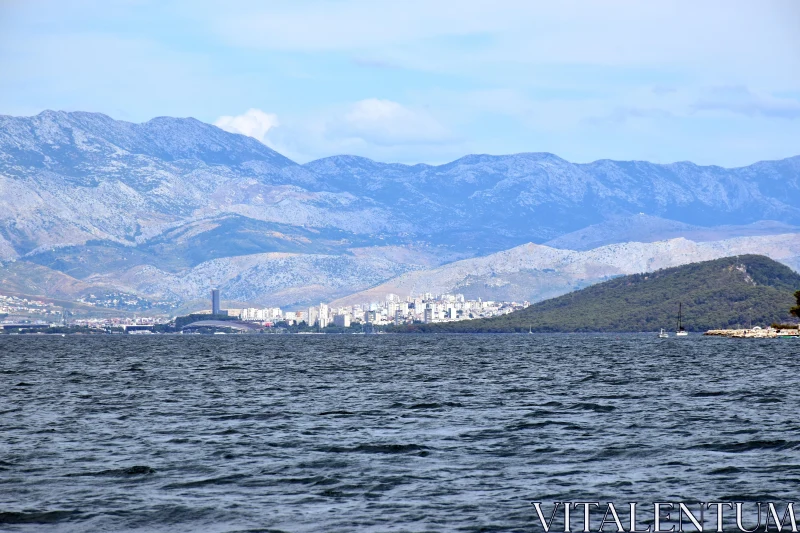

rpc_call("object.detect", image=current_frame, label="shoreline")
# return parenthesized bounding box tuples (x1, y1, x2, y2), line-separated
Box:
(704, 327, 799, 338)
(3, 330, 798, 337)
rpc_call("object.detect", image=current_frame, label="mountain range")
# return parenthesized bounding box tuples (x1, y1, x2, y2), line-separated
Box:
(1, 110, 800, 311)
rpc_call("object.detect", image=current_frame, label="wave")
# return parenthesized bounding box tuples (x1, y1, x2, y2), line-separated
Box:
(163, 473, 250, 489)
(318, 443, 429, 455)
(64, 465, 156, 477)
(691, 391, 727, 397)
(709, 466, 743, 474)
(506, 420, 583, 431)
(0, 510, 81, 524)
(408, 402, 462, 410)
(569, 402, 615, 412)
(692, 440, 800, 453)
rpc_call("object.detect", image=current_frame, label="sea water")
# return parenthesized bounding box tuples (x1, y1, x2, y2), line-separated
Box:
(1, 334, 798, 532)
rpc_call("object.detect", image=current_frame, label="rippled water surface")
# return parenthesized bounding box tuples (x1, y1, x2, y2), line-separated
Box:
(1, 334, 799, 532)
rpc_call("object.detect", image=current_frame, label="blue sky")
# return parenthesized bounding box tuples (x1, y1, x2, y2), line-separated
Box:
(1, 0, 799, 166)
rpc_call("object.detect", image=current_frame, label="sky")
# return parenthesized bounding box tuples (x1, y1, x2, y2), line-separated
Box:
(0, 0, 799, 166)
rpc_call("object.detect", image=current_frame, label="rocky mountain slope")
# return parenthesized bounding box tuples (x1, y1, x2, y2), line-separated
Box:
(2, 110, 800, 309)
(3, 111, 800, 257)
(543, 215, 799, 251)
(0, 244, 465, 309)
(0, 111, 389, 261)
(305, 153, 800, 247)
(330, 234, 800, 306)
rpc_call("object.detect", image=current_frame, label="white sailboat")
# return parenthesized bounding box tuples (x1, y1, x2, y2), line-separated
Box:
(676, 302, 688, 336)
(659, 328, 669, 338)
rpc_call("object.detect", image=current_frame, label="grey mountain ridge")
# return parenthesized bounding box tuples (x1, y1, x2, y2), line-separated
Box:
(1, 110, 799, 308)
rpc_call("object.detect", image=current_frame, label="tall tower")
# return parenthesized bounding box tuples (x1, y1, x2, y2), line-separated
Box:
(211, 288, 220, 315)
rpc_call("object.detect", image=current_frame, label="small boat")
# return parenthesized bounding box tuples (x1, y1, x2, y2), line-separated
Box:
(528, 325, 533, 335)
(659, 328, 669, 338)
(676, 302, 688, 336)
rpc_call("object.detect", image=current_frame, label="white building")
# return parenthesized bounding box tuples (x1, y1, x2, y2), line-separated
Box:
(319, 303, 330, 326)
(307, 306, 319, 326)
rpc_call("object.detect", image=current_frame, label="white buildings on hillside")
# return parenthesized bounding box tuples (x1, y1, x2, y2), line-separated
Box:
(229, 293, 528, 327)
(303, 293, 528, 327)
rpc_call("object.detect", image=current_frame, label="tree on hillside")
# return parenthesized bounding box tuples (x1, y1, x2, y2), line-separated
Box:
(792, 290, 800, 318)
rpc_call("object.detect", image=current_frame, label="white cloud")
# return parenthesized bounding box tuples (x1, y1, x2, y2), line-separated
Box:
(335, 98, 452, 145)
(258, 99, 466, 163)
(214, 108, 280, 143)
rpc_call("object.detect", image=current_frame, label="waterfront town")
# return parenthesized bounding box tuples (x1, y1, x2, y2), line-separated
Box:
(3, 287, 798, 337)
(234, 293, 530, 328)
(0, 289, 529, 333)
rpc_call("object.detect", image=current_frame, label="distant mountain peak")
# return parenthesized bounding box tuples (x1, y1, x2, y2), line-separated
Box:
(447, 152, 563, 165)
(36, 109, 69, 118)
(0, 109, 297, 169)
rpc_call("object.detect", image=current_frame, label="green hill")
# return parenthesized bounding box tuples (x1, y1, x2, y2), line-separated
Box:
(395, 255, 800, 333)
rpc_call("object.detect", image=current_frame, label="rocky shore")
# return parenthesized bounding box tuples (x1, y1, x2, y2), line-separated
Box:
(704, 327, 799, 338)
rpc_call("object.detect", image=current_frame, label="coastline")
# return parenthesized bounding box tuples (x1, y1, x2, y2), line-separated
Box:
(704, 327, 799, 338)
